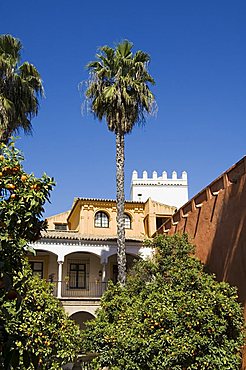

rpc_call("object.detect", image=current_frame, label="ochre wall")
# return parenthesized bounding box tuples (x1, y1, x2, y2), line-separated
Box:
(46, 210, 70, 230)
(47, 198, 175, 239)
(144, 198, 176, 237)
(157, 156, 246, 368)
(71, 199, 146, 238)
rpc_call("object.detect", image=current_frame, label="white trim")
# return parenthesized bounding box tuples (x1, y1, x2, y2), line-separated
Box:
(32, 240, 149, 262)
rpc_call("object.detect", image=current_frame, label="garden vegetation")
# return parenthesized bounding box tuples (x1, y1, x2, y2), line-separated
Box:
(83, 234, 244, 370)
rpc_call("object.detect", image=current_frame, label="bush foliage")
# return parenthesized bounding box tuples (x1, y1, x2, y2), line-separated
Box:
(0, 142, 82, 369)
(83, 234, 244, 370)
(3, 263, 82, 369)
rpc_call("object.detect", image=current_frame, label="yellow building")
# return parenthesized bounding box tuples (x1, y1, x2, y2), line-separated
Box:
(31, 197, 175, 328)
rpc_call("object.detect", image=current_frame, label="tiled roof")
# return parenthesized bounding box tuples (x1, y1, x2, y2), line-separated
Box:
(41, 230, 144, 242)
(74, 197, 144, 204)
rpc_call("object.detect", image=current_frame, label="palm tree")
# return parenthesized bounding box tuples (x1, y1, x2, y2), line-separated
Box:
(0, 34, 43, 143)
(85, 40, 156, 285)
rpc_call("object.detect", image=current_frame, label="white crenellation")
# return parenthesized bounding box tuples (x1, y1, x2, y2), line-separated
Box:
(130, 170, 189, 209)
(131, 170, 188, 183)
(152, 171, 158, 179)
(172, 171, 177, 180)
(182, 171, 188, 180)
(162, 171, 167, 179)
(143, 170, 148, 179)
(132, 170, 138, 180)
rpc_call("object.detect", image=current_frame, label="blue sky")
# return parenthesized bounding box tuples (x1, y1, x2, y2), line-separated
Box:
(1, 1, 245, 216)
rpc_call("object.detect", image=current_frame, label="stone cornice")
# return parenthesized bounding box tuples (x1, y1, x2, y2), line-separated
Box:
(40, 231, 144, 243)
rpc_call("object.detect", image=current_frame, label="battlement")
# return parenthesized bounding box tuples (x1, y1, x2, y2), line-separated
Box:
(131, 170, 188, 184)
(130, 170, 189, 209)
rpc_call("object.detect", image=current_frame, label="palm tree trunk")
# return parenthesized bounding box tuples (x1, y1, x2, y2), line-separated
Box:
(116, 130, 126, 285)
(0, 131, 10, 145)
(0, 103, 10, 144)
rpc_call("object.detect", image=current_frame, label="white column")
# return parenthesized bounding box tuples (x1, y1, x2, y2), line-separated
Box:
(57, 260, 63, 298)
(101, 256, 108, 284)
(102, 263, 106, 283)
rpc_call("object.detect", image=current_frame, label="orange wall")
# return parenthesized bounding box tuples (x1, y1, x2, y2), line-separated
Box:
(157, 156, 246, 368)
(159, 156, 246, 309)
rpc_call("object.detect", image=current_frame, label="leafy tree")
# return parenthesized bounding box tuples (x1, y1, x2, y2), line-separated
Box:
(0, 142, 82, 369)
(0, 34, 43, 143)
(2, 262, 82, 369)
(82, 234, 244, 370)
(0, 141, 53, 284)
(85, 40, 155, 285)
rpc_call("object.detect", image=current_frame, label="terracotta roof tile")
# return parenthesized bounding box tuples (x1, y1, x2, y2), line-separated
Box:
(41, 230, 144, 242)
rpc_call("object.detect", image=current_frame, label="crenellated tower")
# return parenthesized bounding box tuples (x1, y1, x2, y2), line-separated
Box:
(130, 170, 188, 209)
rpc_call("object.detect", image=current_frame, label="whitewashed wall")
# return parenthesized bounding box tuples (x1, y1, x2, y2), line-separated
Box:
(130, 170, 188, 209)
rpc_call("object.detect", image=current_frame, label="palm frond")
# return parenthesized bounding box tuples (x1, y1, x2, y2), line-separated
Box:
(100, 45, 115, 60)
(0, 34, 43, 142)
(19, 62, 44, 95)
(116, 40, 133, 58)
(84, 40, 156, 134)
(0, 34, 21, 64)
(134, 50, 150, 63)
(86, 61, 102, 70)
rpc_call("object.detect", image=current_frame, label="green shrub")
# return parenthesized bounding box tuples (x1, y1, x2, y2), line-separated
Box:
(0, 142, 82, 369)
(83, 234, 244, 370)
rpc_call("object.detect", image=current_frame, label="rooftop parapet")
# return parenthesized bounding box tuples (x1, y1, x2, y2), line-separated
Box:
(156, 155, 246, 235)
(131, 169, 189, 208)
(131, 170, 188, 184)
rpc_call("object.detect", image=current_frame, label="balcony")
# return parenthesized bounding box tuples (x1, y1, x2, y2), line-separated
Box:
(50, 281, 108, 299)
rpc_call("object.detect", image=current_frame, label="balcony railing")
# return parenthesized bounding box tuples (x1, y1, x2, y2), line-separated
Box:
(49, 281, 107, 298)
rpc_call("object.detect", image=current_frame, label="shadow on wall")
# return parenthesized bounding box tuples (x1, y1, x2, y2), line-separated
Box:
(206, 171, 246, 370)
(160, 157, 246, 312)
(70, 311, 95, 330)
(206, 173, 246, 308)
(158, 158, 246, 369)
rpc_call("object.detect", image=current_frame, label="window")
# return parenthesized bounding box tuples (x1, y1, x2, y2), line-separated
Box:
(30, 261, 43, 279)
(94, 211, 109, 228)
(54, 223, 67, 231)
(156, 217, 169, 230)
(124, 213, 131, 229)
(69, 263, 86, 289)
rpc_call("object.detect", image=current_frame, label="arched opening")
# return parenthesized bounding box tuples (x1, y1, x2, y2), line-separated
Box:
(62, 252, 104, 298)
(70, 311, 95, 330)
(27, 249, 58, 282)
(94, 211, 109, 228)
(124, 213, 132, 229)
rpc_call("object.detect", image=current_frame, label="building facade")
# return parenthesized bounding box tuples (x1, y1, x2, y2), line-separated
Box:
(31, 168, 188, 329)
(31, 197, 176, 328)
